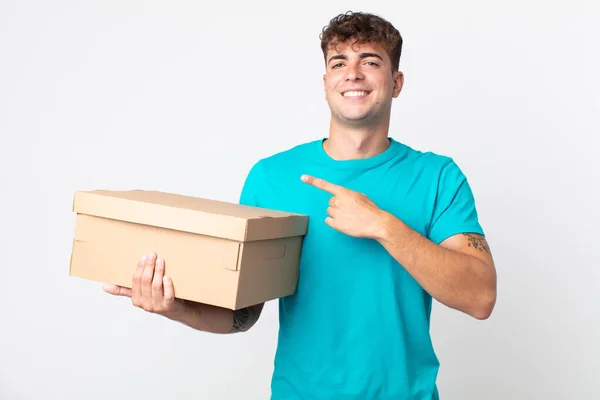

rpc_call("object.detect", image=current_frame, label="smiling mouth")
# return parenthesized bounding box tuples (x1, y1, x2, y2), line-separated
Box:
(342, 90, 371, 98)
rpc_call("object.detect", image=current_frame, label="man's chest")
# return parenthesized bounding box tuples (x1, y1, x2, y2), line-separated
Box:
(254, 168, 436, 239)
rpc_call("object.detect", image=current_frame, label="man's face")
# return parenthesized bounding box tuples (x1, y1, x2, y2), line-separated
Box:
(323, 39, 403, 126)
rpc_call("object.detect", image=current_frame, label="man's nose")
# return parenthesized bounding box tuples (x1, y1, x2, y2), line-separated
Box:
(345, 64, 364, 81)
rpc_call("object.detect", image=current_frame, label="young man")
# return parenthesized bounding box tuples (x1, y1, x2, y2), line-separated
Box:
(104, 11, 497, 400)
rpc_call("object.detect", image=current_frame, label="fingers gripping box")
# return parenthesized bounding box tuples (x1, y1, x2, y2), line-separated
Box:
(69, 190, 308, 310)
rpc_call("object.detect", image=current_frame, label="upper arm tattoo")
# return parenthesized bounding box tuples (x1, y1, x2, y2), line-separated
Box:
(463, 233, 492, 255)
(231, 308, 250, 333)
(230, 303, 265, 333)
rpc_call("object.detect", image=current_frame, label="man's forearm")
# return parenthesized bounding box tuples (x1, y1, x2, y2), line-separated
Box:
(374, 212, 496, 319)
(168, 302, 263, 334)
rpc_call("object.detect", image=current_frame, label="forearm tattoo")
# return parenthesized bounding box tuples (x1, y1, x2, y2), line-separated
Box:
(463, 233, 492, 254)
(231, 308, 251, 333)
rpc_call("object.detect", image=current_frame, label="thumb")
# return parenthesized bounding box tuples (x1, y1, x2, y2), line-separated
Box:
(103, 283, 132, 297)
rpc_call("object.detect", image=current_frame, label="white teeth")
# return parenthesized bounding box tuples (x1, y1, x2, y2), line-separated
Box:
(343, 91, 368, 97)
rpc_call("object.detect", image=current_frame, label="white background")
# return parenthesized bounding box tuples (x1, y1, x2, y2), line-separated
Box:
(1, 0, 598, 399)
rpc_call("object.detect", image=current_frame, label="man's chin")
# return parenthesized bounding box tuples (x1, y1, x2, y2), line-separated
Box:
(335, 112, 373, 126)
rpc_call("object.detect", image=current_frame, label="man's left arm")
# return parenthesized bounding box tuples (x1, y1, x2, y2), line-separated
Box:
(374, 214, 496, 320)
(301, 172, 497, 320)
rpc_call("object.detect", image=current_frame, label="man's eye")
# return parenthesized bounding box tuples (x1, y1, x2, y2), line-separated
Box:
(332, 63, 343, 69)
(365, 61, 379, 66)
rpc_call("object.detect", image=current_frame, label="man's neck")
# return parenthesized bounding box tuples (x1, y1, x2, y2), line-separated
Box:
(324, 119, 391, 161)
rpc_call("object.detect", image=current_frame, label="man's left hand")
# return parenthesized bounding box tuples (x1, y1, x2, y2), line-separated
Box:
(301, 174, 389, 239)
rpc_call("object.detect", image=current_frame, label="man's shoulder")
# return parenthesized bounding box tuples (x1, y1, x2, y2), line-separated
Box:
(391, 140, 474, 193)
(395, 139, 456, 171)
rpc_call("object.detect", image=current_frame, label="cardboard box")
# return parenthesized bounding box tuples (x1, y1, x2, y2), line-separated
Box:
(69, 190, 308, 310)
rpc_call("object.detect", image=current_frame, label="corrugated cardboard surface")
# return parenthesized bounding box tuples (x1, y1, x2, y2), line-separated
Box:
(69, 190, 308, 309)
(73, 190, 308, 241)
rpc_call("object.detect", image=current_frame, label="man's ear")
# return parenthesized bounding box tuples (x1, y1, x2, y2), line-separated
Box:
(323, 74, 327, 96)
(392, 71, 404, 98)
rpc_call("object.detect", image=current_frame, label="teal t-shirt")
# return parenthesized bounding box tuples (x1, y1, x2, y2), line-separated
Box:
(239, 137, 484, 400)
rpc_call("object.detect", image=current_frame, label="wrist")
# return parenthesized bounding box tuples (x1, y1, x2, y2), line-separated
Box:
(373, 210, 412, 244)
(163, 299, 191, 322)
(372, 210, 395, 242)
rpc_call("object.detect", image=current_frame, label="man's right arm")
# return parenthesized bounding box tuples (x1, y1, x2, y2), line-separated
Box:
(175, 301, 265, 334)
(103, 252, 265, 334)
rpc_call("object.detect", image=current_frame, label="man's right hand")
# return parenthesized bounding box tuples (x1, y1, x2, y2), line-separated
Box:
(103, 252, 265, 334)
(103, 252, 186, 320)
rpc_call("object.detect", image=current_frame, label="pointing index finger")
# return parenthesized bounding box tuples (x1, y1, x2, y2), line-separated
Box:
(301, 174, 344, 195)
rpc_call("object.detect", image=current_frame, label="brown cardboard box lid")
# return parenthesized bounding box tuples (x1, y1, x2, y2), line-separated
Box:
(72, 190, 308, 242)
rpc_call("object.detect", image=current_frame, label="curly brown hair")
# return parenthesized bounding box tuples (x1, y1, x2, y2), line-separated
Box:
(319, 11, 403, 72)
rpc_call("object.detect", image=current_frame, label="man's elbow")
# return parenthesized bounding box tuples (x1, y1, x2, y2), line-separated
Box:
(470, 287, 496, 320)
(469, 259, 497, 320)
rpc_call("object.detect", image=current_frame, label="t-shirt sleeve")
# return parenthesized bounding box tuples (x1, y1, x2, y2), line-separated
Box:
(238, 160, 263, 207)
(427, 159, 485, 244)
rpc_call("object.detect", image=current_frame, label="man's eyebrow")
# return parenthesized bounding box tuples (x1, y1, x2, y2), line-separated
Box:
(328, 54, 347, 64)
(359, 52, 383, 61)
(327, 52, 383, 64)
